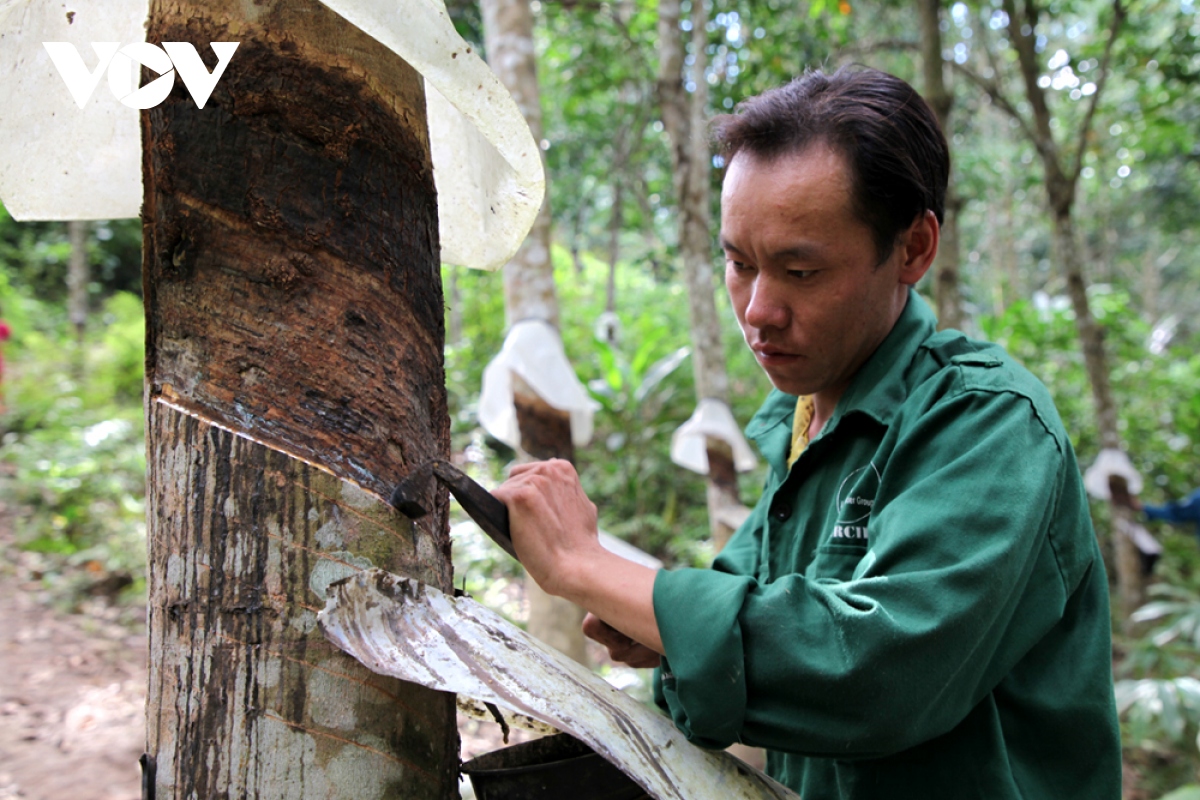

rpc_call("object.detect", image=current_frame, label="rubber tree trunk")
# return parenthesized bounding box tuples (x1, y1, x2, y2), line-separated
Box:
(67, 220, 88, 372)
(998, 0, 1133, 612)
(481, 0, 589, 667)
(141, 1, 457, 796)
(658, 0, 741, 550)
(917, 0, 963, 331)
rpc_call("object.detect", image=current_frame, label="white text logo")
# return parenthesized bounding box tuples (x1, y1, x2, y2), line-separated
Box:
(42, 42, 240, 110)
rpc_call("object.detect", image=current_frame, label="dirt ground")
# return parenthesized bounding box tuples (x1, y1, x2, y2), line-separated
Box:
(0, 517, 147, 800)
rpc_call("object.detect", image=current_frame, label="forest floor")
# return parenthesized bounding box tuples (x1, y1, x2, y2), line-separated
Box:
(0, 502, 146, 800)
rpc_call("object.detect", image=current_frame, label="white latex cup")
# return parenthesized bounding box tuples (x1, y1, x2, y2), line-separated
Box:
(479, 319, 598, 451)
(0, 0, 543, 272)
(670, 398, 758, 475)
(1083, 447, 1143, 500)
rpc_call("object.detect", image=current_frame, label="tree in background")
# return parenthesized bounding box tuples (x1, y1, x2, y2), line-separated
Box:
(482, 0, 591, 665)
(659, 0, 745, 549)
(918, 0, 966, 331)
(950, 0, 1140, 613)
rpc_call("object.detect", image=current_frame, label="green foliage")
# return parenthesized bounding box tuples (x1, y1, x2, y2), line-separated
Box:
(0, 281, 147, 606)
(1116, 677, 1200, 759)
(0, 208, 142, 302)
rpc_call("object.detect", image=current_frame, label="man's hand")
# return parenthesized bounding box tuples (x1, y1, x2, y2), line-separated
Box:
(491, 459, 603, 597)
(493, 458, 666, 657)
(583, 613, 661, 669)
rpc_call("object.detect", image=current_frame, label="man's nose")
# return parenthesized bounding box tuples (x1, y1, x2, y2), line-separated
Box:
(744, 276, 790, 330)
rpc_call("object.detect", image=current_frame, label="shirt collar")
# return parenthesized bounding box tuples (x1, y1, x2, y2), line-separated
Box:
(744, 289, 937, 474)
(826, 288, 937, 430)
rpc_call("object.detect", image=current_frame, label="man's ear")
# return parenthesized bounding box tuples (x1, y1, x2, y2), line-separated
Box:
(897, 210, 939, 285)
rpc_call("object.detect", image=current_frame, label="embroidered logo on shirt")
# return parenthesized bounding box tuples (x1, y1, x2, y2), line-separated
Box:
(831, 462, 881, 540)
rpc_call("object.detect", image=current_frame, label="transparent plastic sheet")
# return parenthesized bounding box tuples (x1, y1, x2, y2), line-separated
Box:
(0, 0, 149, 220)
(479, 319, 598, 451)
(0, 0, 542, 271)
(1083, 447, 1144, 500)
(670, 398, 758, 475)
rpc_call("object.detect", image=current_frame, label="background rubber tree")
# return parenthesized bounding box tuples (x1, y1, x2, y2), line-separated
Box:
(141, 0, 457, 795)
(481, 0, 590, 666)
(951, 0, 1139, 617)
(918, 0, 965, 331)
(658, 0, 744, 550)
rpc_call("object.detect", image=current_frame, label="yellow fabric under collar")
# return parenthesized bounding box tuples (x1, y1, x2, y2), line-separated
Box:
(788, 395, 815, 468)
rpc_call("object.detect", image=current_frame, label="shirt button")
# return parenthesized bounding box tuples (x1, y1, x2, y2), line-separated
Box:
(772, 503, 792, 521)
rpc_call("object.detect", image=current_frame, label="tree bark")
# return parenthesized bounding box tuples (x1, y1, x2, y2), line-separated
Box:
(483, 0, 559, 331)
(67, 220, 88, 347)
(482, 0, 588, 666)
(917, 0, 964, 331)
(1051, 208, 1120, 450)
(142, 1, 457, 795)
(992, 0, 1131, 608)
(658, 0, 742, 546)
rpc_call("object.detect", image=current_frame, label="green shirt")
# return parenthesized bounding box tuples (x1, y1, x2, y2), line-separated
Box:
(653, 291, 1121, 799)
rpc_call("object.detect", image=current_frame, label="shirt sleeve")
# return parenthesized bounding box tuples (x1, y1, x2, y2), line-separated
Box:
(653, 384, 1082, 758)
(1143, 489, 1200, 524)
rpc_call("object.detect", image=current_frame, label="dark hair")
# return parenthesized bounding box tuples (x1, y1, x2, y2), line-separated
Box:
(712, 67, 949, 262)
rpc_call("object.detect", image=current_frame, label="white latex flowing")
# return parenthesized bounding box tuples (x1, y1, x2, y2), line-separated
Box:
(0, 0, 542, 272)
(318, 570, 801, 800)
(670, 398, 758, 475)
(479, 319, 598, 450)
(1083, 447, 1144, 501)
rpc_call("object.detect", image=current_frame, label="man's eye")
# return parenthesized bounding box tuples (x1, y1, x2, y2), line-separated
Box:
(788, 269, 817, 280)
(727, 259, 751, 271)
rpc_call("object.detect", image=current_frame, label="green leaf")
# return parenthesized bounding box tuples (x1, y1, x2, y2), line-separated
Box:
(634, 347, 690, 403)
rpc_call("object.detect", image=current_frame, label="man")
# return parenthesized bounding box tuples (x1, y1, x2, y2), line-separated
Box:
(493, 67, 1121, 798)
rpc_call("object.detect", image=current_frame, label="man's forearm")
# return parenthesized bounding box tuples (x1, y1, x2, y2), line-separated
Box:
(558, 547, 664, 655)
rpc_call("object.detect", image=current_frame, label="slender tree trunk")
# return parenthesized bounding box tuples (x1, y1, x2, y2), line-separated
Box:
(482, 0, 588, 666)
(606, 179, 623, 318)
(1001, 0, 1124, 451)
(999, 190, 1021, 312)
(659, 0, 741, 548)
(1141, 243, 1160, 321)
(1006, 0, 1132, 612)
(141, 1, 457, 796)
(918, 0, 963, 331)
(67, 220, 88, 358)
(448, 267, 463, 346)
(1052, 206, 1120, 449)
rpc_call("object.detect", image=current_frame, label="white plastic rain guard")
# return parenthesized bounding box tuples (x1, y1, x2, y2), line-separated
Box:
(1083, 447, 1143, 500)
(670, 398, 757, 475)
(0, 0, 543, 271)
(479, 319, 599, 450)
(318, 569, 800, 800)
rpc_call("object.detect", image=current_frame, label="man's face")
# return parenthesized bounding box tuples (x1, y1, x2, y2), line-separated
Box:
(721, 145, 922, 402)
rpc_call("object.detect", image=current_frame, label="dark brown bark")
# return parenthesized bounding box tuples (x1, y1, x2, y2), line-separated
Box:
(142, 0, 456, 795)
(513, 376, 576, 462)
(1108, 475, 1147, 622)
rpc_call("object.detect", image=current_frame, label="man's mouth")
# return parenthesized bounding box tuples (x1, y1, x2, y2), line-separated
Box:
(752, 344, 801, 365)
